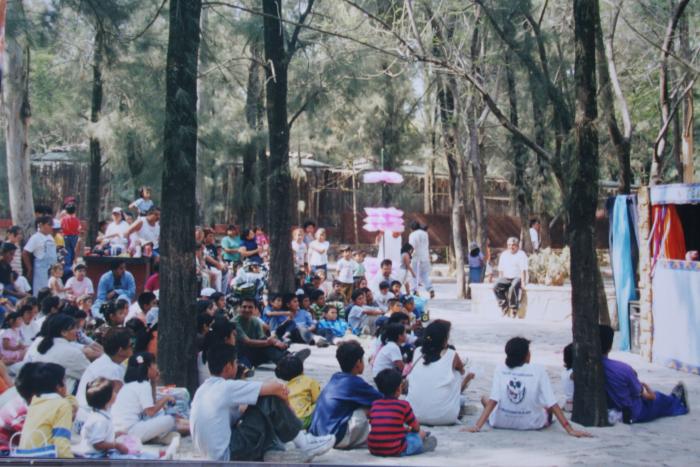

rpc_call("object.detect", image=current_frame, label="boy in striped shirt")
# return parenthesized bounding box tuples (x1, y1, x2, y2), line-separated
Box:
(368, 369, 437, 457)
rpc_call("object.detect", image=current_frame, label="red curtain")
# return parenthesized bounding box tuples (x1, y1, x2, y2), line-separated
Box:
(652, 205, 687, 260)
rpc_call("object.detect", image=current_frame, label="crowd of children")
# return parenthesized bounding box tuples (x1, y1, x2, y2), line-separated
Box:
(0, 203, 692, 462)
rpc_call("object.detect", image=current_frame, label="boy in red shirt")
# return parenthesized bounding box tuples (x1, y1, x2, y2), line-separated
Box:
(60, 203, 82, 269)
(368, 368, 436, 457)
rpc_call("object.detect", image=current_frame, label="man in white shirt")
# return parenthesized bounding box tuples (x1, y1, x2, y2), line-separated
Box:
(370, 260, 399, 296)
(408, 221, 434, 298)
(22, 216, 57, 296)
(529, 219, 541, 252)
(190, 343, 334, 462)
(494, 237, 529, 316)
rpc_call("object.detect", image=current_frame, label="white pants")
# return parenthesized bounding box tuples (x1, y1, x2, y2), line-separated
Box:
(335, 409, 370, 449)
(129, 414, 175, 443)
(209, 268, 222, 292)
(411, 259, 433, 292)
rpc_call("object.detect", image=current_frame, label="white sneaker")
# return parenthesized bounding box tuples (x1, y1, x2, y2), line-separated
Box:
(293, 432, 335, 462)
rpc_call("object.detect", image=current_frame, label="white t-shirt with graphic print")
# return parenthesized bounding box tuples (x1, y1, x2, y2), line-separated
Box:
(488, 363, 557, 430)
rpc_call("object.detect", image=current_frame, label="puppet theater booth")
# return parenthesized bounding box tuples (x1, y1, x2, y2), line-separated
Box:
(640, 184, 700, 374)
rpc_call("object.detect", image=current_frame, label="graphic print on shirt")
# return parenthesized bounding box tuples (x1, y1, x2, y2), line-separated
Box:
(507, 377, 526, 404)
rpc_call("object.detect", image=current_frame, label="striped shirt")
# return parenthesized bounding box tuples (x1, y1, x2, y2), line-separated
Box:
(368, 398, 418, 456)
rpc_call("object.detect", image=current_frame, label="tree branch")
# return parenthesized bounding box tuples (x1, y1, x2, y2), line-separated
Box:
(288, 88, 322, 129)
(288, 0, 315, 56)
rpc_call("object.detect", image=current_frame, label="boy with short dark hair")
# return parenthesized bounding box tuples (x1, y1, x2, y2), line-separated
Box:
(347, 290, 383, 336)
(309, 341, 382, 449)
(275, 355, 321, 429)
(375, 281, 392, 312)
(326, 280, 345, 305)
(368, 369, 436, 457)
(190, 344, 334, 462)
(309, 289, 326, 321)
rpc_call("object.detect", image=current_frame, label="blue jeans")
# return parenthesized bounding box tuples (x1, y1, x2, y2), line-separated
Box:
(633, 391, 688, 423)
(401, 432, 424, 456)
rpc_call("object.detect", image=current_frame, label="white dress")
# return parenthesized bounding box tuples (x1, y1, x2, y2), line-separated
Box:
(377, 232, 402, 267)
(406, 348, 462, 425)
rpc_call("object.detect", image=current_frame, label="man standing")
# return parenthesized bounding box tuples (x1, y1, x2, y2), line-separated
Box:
(408, 221, 434, 299)
(529, 219, 541, 252)
(493, 237, 528, 317)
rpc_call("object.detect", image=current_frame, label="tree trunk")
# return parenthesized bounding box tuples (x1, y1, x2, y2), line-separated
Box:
(86, 28, 104, 248)
(159, 0, 202, 396)
(195, 7, 209, 225)
(437, 78, 467, 299)
(3, 35, 34, 236)
(505, 50, 532, 253)
(679, 11, 694, 183)
(263, 0, 294, 294)
(240, 41, 263, 227)
(571, 0, 608, 427)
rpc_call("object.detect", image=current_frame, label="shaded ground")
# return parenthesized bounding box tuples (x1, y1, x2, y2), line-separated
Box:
(177, 282, 699, 466)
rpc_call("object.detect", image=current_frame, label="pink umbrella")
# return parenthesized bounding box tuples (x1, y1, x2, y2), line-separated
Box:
(363, 171, 404, 184)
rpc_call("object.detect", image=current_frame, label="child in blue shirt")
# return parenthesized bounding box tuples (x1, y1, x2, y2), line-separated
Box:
(309, 341, 382, 449)
(315, 306, 348, 345)
(262, 294, 289, 331)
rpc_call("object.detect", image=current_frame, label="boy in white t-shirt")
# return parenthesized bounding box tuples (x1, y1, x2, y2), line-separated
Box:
(465, 337, 590, 438)
(190, 343, 334, 462)
(335, 246, 356, 304)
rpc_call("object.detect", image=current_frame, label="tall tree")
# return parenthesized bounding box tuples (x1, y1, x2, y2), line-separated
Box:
(262, 0, 314, 294)
(505, 48, 532, 253)
(86, 26, 105, 247)
(240, 40, 264, 227)
(570, 0, 607, 427)
(3, 1, 35, 236)
(159, 0, 202, 395)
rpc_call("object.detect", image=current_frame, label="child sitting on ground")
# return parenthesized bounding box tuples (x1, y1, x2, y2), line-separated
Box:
(368, 368, 437, 457)
(561, 343, 574, 412)
(112, 353, 184, 445)
(309, 341, 382, 449)
(309, 289, 327, 321)
(78, 377, 163, 459)
(65, 264, 94, 303)
(371, 324, 406, 379)
(326, 280, 346, 305)
(190, 343, 334, 462)
(465, 337, 590, 437)
(390, 281, 402, 298)
(48, 263, 68, 299)
(375, 281, 393, 312)
(275, 355, 321, 429)
(1, 311, 28, 364)
(19, 362, 78, 458)
(347, 290, 383, 336)
(262, 294, 289, 333)
(315, 306, 348, 345)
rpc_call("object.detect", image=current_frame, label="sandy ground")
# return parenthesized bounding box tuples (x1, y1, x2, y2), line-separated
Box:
(176, 281, 699, 466)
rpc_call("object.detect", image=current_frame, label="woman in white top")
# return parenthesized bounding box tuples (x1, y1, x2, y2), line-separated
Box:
(307, 228, 329, 273)
(112, 352, 180, 443)
(465, 337, 590, 437)
(406, 320, 474, 425)
(102, 208, 130, 254)
(34, 314, 90, 393)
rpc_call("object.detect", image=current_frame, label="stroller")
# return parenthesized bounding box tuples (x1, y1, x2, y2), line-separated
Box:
(225, 260, 267, 316)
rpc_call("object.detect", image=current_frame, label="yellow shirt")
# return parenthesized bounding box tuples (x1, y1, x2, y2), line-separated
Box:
(54, 233, 65, 249)
(287, 374, 321, 420)
(19, 394, 77, 458)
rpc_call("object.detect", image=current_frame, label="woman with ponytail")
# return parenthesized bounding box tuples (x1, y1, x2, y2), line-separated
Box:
(406, 320, 474, 425)
(35, 314, 90, 393)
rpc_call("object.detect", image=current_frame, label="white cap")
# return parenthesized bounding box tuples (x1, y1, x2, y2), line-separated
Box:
(200, 287, 216, 298)
(112, 207, 123, 214)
